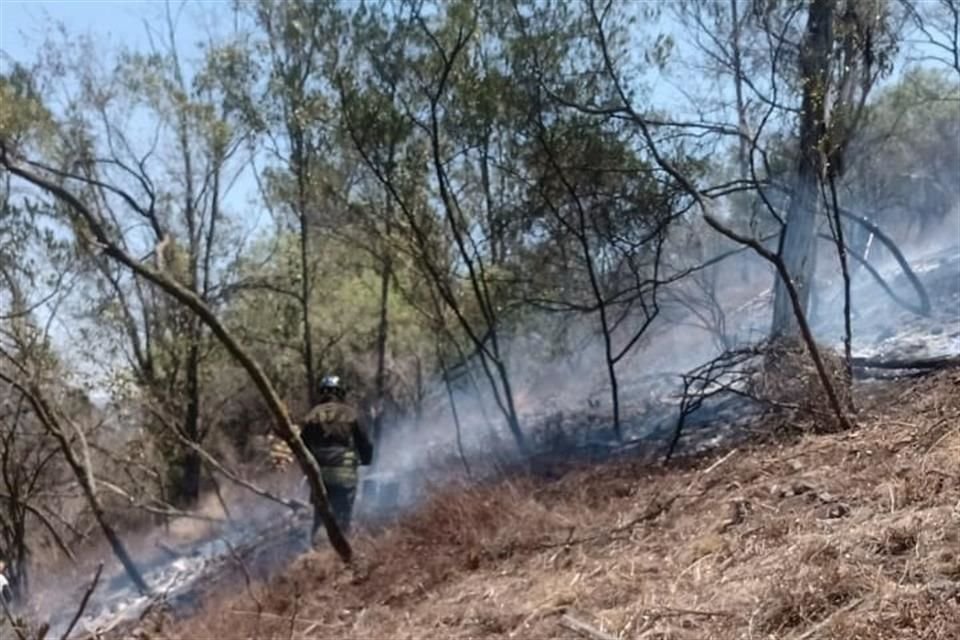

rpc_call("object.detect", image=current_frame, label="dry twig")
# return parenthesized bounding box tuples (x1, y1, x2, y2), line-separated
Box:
(559, 611, 619, 640)
(59, 563, 104, 640)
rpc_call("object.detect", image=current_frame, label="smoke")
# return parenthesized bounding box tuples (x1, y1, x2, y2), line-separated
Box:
(362, 188, 959, 523)
(28, 479, 305, 638)
(23, 241, 956, 638)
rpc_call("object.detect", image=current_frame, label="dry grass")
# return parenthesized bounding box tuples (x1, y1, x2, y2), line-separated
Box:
(150, 370, 960, 640)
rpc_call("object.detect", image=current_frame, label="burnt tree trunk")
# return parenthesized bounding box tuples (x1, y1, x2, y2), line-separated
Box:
(772, 0, 835, 337)
(372, 202, 393, 452)
(177, 337, 203, 506)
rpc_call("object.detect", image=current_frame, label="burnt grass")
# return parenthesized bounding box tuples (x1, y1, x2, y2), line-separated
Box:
(135, 370, 959, 640)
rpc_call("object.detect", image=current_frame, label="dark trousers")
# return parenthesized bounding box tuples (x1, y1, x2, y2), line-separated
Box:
(327, 482, 357, 532)
(311, 476, 358, 539)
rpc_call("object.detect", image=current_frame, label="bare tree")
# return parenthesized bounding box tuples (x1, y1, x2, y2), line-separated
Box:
(0, 390, 74, 603)
(0, 335, 151, 594)
(339, 8, 531, 453)
(902, 0, 960, 77)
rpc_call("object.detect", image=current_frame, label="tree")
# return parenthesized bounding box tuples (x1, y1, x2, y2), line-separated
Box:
(0, 198, 76, 603)
(902, 0, 960, 78)
(339, 1, 535, 452)
(88, 10, 261, 505)
(0, 251, 151, 594)
(237, 0, 350, 407)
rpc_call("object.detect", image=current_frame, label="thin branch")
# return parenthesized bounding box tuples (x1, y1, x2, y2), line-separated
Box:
(58, 563, 103, 640)
(702, 215, 853, 432)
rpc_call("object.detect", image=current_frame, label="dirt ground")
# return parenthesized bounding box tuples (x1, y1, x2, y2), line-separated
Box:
(143, 370, 959, 640)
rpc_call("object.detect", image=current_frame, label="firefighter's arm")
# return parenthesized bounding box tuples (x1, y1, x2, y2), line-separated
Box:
(353, 420, 374, 465)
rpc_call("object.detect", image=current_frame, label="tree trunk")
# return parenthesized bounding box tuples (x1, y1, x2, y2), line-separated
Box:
(11, 517, 28, 602)
(372, 211, 392, 452)
(178, 340, 203, 506)
(179, 449, 202, 508)
(771, 0, 834, 338)
(299, 207, 317, 406)
(730, 0, 750, 181)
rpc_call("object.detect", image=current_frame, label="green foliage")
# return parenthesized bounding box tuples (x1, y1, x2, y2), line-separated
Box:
(0, 64, 54, 149)
(227, 229, 432, 398)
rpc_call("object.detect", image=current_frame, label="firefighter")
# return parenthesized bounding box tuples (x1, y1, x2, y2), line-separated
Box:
(300, 375, 374, 539)
(265, 376, 375, 539)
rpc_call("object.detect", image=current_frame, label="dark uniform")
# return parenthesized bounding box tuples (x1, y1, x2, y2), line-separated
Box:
(300, 376, 374, 536)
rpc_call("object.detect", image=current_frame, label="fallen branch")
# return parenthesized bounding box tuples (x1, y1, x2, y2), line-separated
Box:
(59, 563, 103, 640)
(767, 182, 932, 317)
(701, 449, 738, 475)
(559, 611, 619, 640)
(665, 348, 757, 462)
(835, 208, 931, 316)
(652, 606, 736, 618)
(229, 610, 325, 626)
(816, 232, 930, 317)
(852, 354, 960, 370)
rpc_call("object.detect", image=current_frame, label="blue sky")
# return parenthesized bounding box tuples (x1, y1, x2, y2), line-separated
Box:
(1, 0, 271, 235)
(2, 0, 167, 56)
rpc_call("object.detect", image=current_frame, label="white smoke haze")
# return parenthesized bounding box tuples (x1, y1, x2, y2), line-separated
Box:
(366, 173, 960, 512)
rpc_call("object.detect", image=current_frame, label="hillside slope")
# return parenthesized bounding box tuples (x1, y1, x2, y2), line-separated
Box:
(141, 370, 960, 640)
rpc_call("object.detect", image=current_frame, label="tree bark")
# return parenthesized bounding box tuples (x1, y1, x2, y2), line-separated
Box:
(373, 205, 393, 452)
(178, 340, 203, 506)
(299, 207, 317, 406)
(730, 0, 750, 181)
(772, 0, 835, 338)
